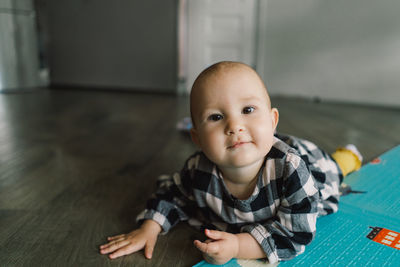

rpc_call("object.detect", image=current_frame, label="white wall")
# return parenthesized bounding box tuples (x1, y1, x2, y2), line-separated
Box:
(47, 0, 178, 92)
(0, 0, 40, 90)
(258, 0, 400, 107)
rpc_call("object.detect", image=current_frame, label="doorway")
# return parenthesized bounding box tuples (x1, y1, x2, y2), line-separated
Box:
(179, 0, 260, 94)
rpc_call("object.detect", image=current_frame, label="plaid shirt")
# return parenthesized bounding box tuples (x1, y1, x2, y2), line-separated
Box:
(137, 134, 342, 263)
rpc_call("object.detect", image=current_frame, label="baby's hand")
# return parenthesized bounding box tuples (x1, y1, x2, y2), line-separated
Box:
(194, 229, 239, 265)
(99, 219, 162, 259)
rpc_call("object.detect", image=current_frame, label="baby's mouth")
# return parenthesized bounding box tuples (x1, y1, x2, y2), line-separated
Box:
(227, 141, 251, 149)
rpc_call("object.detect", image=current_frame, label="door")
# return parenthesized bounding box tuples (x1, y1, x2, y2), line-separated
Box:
(185, 0, 257, 93)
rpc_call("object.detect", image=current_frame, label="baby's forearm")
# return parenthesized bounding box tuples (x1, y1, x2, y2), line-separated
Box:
(236, 233, 267, 260)
(141, 219, 162, 234)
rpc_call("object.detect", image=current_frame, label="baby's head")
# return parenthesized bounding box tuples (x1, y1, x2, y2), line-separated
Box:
(190, 61, 279, 170)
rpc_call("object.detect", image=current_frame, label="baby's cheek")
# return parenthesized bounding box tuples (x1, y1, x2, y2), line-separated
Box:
(254, 128, 274, 148)
(201, 136, 224, 160)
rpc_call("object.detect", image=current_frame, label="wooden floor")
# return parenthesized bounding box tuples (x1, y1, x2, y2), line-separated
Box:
(1, 89, 399, 266)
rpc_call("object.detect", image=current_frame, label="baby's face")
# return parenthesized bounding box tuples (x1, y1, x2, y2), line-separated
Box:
(190, 66, 279, 171)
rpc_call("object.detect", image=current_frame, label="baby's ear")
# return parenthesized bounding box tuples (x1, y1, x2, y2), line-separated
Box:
(190, 128, 201, 147)
(271, 108, 279, 130)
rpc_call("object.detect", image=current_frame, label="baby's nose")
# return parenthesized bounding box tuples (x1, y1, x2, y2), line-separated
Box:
(225, 118, 244, 135)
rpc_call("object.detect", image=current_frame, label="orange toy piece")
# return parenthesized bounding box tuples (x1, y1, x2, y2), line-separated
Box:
(367, 226, 400, 250)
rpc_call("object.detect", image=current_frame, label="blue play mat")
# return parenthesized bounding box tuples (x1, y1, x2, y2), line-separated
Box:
(193, 146, 400, 266)
(280, 145, 400, 266)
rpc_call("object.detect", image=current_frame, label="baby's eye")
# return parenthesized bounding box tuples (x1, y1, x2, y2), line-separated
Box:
(208, 114, 223, 121)
(242, 106, 255, 114)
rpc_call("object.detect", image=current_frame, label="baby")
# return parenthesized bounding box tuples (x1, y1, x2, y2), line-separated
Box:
(100, 61, 362, 264)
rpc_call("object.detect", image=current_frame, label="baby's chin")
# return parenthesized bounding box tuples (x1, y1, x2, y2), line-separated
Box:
(217, 154, 267, 170)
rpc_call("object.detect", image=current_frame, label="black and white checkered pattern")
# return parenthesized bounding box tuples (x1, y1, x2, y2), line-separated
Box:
(137, 134, 342, 263)
(276, 133, 343, 216)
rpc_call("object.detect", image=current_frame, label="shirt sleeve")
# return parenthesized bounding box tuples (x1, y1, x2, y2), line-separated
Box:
(136, 154, 198, 233)
(241, 152, 319, 263)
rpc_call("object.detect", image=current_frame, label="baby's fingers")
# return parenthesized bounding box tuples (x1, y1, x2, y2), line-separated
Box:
(100, 240, 130, 255)
(194, 240, 219, 255)
(144, 235, 158, 259)
(99, 237, 126, 250)
(204, 229, 227, 240)
(109, 242, 144, 259)
(107, 234, 125, 241)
